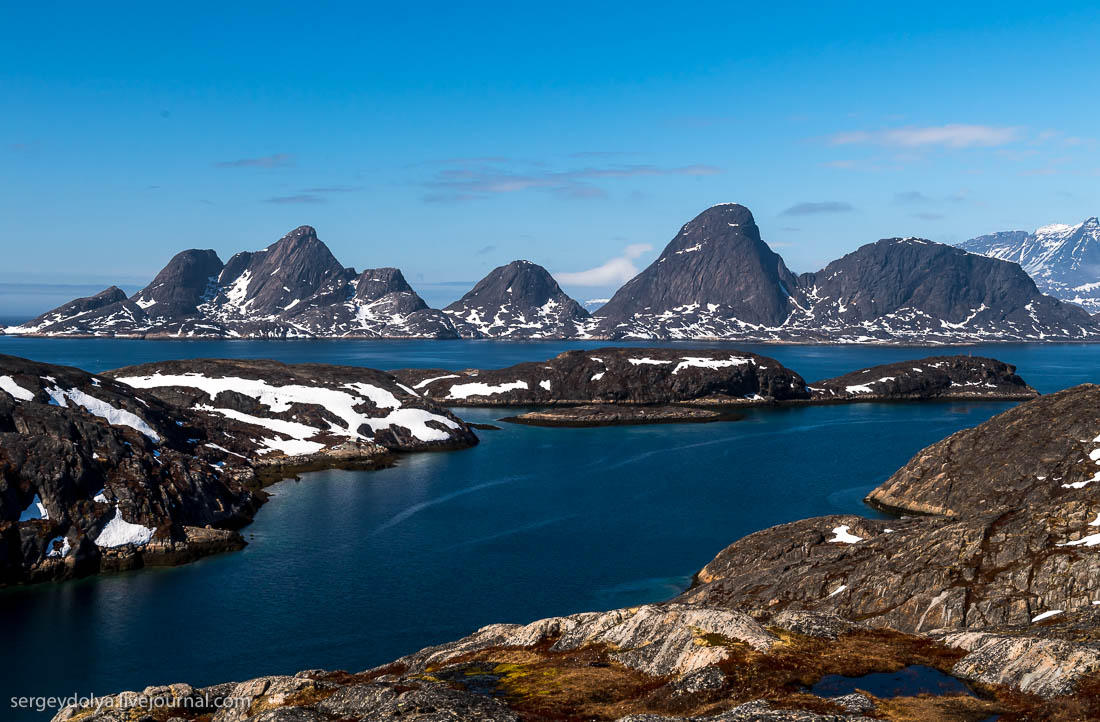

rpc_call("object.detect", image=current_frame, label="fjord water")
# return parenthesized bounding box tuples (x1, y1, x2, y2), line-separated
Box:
(1, 338, 1098, 720)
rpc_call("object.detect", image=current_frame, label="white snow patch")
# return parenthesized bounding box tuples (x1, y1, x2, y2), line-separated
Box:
(413, 374, 460, 389)
(827, 584, 847, 598)
(1058, 533, 1100, 548)
(539, 379, 551, 391)
(591, 372, 605, 381)
(46, 536, 71, 558)
(0, 375, 35, 401)
(1031, 610, 1063, 623)
(671, 356, 752, 374)
(43, 386, 161, 441)
(94, 506, 156, 548)
(628, 357, 674, 366)
(827, 525, 863, 543)
(447, 380, 529, 400)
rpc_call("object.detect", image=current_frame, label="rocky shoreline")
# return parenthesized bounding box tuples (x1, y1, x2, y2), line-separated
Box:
(50, 380, 1100, 721)
(0, 355, 477, 587)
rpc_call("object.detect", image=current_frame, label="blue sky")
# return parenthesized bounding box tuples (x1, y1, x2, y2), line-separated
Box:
(3, 1, 1100, 316)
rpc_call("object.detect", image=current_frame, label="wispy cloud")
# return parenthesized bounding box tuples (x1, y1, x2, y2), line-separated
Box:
(265, 194, 323, 205)
(894, 190, 931, 204)
(829, 124, 1021, 149)
(216, 153, 293, 169)
(300, 186, 361, 193)
(420, 160, 721, 203)
(554, 243, 653, 287)
(780, 201, 855, 216)
(476, 245, 496, 256)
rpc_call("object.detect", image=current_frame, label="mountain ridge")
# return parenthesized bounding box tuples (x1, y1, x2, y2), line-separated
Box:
(960, 216, 1100, 313)
(9, 206, 1100, 342)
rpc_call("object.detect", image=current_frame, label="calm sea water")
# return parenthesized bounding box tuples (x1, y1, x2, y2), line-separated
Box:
(1, 338, 1097, 720)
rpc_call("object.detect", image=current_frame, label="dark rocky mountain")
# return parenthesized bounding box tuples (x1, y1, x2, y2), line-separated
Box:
(57, 385, 1100, 721)
(809, 355, 1037, 402)
(10, 207, 1100, 341)
(591, 203, 807, 338)
(586, 205, 1099, 341)
(6, 226, 459, 339)
(790, 238, 1097, 341)
(960, 217, 1100, 313)
(443, 260, 590, 338)
(0, 354, 476, 585)
(393, 347, 811, 406)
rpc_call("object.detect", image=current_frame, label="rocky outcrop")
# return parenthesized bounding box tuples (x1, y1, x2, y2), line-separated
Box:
(443, 260, 590, 338)
(0, 354, 477, 586)
(809, 355, 1037, 402)
(960, 217, 1100, 313)
(393, 347, 810, 406)
(680, 385, 1100, 645)
(56, 603, 1074, 721)
(5, 227, 458, 339)
(0, 354, 262, 585)
(866, 384, 1100, 516)
(502, 404, 736, 427)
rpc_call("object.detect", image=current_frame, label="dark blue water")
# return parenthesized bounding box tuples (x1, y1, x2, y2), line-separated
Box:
(812, 664, 975, 698)
(1, 339, 1097, 720)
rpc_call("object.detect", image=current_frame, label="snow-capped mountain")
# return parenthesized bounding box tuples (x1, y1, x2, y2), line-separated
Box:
(6, 226, 459, 338)
(588, 204, 1099, 342)
(959, 218, 1100, 313)
(443, 260, 590, 338)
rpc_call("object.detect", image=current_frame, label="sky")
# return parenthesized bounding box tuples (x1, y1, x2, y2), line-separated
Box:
(3, 1, 1100, 317)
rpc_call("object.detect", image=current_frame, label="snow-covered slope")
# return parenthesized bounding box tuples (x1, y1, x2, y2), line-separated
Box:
(960, 218, 1100, 313)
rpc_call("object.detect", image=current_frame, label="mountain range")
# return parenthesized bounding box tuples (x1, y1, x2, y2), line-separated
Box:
(959, 217, 1100, 313)
(6, 205, 1099, 342)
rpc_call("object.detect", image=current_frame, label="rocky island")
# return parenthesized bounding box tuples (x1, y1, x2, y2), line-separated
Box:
(54, 385, 1100, 720)
(0, 355, 476, 586)
(397, 349, 1036, 426)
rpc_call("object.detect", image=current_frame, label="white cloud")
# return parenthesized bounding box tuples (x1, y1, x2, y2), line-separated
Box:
(830, 124, 1022, 148)
(554, 243, 652, 287)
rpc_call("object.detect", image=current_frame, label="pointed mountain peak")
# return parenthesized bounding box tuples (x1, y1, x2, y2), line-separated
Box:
(595, 204, 802, 333)
(443, 260, 588, 338)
